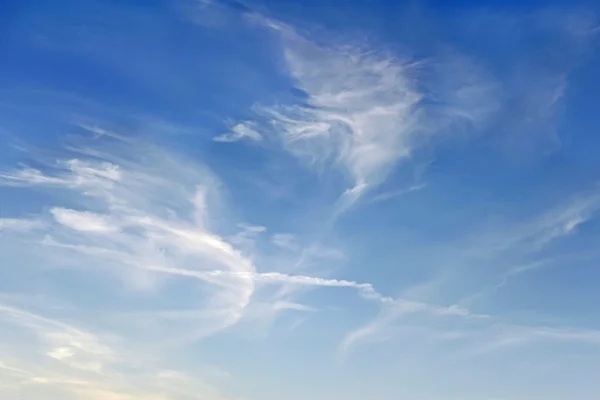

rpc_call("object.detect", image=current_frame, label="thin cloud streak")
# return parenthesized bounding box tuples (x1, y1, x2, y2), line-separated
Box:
(0, 141, 256, 337)
(342, 187, 600, 354)
(0, 304, 238, 400)
(463, 189, 600, 261)
(2, 2, 599, 398)
(0, 136, 472, 344)
(0, 218, 46, 232)
(367, 183, 427, 203)
(213, 123, 263, 143)
(236, 17, 424, 208)
(225, 15, 501, 215)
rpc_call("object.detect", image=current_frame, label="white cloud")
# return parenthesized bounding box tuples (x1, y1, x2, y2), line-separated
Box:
(0, 159, 121, 192)
(228, 18, 500, 213)
(237, 223, 266, 233)
(340, 307, 405, 352)
(0, 135, 467, 351)
(51, 208, 117, 233)
(467, 189, 600, 258)
(462, 324, 600, 357)
(342, 305, 600, 358)
(257, 22, 422, 205)
(0, 303, 240, 400)
(533, 192, 600, 245)
(0, 140, 256, 338)
(79, 124, 128, 141)
(340, 187, 600, 355)
(226, 223, 266, 249)
(270, 233, 298, 251)
(0, 218, 45, 232)
(47, 346, 76, 361)
(340, 299, 483, 353)
(272, 301, 316, 312)
(140, 264, 390, 304)
(0, 304, 115, 372)
(213, 123, 263, 143)
(1, 3, 598, 398)
(185, 0, 251, 30)
(367, 183, 426, 203)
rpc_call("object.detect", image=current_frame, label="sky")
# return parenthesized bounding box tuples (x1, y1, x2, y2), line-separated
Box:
(1, 0, 600, 399)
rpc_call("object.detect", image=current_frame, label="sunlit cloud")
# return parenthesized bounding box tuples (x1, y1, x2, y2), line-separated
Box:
(1, 1, 600, 399)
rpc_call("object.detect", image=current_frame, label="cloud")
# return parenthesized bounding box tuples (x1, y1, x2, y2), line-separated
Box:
(342, 304, 600, 358)
(213, 123, 263, 143)
(272, 301, 316, 312)
(226, 223, 267, 249)
(79, 124, 128, 142)
(340, 300, 483, 353)
(340, 188, 600, 355)
(532, 192, 600, 245)
(224, 16, 502, 214)
(0, 304, 115, 370)
(460, 9, 598, 158)
(185, 0, 251, 29)
(461, 324, 600, 357)
(340, 306, 408, 352)
(140, 262, 462, 312)
(349, 190, 600, 354)
(0, 131, 496, 395)
(0, 134, 467, 346)
(0, 218, 45, 232)
(270, 233, 298, 251)
(458, 259, 552, 307)
(3, 3, 600, 397)
(0, 139, 256, 336)
(0, 303, 237, 399)
(405, 187, 600, 313)
(51, 208, 118, 234)
(0, 159, 122, 189)
(0, 304, 180, 400)
(466, 189, 600, 260)
(255, 21, 423, 205)
(367, 183, 426, 203)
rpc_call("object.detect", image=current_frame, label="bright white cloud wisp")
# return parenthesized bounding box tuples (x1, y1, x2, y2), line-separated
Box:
(0, 135, 480, 398)
(2, 2, 600, 400)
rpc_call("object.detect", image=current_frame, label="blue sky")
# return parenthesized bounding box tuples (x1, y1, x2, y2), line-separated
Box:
(1, 0, 600, 399)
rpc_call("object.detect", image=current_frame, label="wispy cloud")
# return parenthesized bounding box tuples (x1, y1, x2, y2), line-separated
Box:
(342, 305, 600, 359)
(234, 18, 423, 207)
(367, 183, 426, 203)
(270, 233, 299, 251)
(0, 303, 239, 400)
(341, 187, 600, 354)
(0, 135, 263, 399)
(0, 304, 115, 371)
(51, 208, 119, 234)
(0, 139, 256, 335)
(459, 324, 600, 358)
(214, 122, 263, 143)
(340, 300, 483, 354)
(225, 16, 501, 213)
(0, 134, 465, 343)
(0, 218, 45, 232)
(465, 189, 600, 259)
(3, 1, 600, 398)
